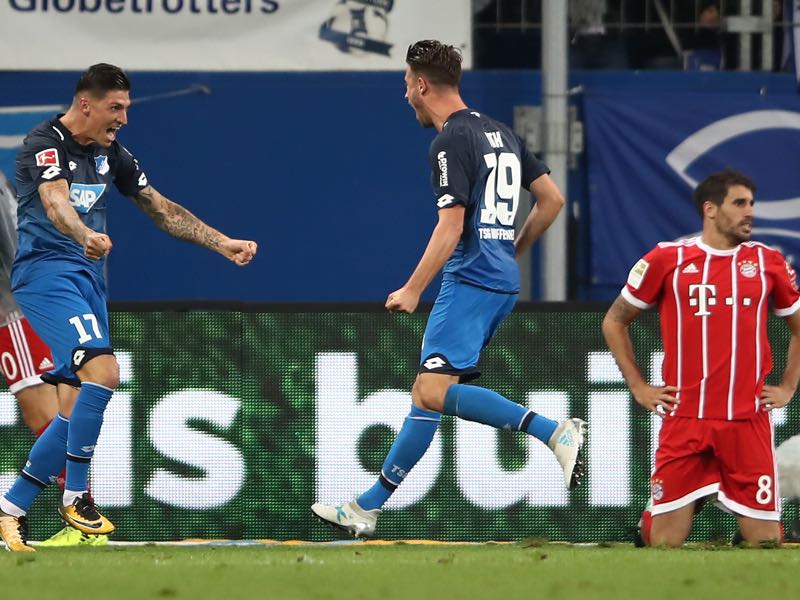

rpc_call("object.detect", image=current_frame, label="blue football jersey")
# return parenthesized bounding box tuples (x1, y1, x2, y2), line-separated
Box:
(429, 109, 549, 293)
(13, 116, 148, 289)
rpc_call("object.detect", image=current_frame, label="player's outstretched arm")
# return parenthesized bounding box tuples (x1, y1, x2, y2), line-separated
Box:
(761, 310, 800, 411)
(514, 174, 565, 260)
(39, 180, 111, 260)
(385, 205, 464, 314)
(128, 185, 257, 266)
(602, 295, 678, 416)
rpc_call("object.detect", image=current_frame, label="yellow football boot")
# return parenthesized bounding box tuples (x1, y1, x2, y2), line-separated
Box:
(0, 512, 35, 552)
(58, 494, 115, 535)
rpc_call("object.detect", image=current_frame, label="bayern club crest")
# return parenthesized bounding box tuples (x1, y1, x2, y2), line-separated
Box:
(739, 260, 758, 278)
(651, 478, 664, 501)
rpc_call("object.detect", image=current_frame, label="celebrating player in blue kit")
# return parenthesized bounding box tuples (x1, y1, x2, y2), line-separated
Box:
(312, 40, 586, 538)
(0, 64, 257, 552)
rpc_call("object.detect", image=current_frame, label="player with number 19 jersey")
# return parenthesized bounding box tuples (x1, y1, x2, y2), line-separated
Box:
(12, 116, 148, 384)
(307, 43, 584, 537)
(432, 109, 549, 294)
(420, 109, 549, 380)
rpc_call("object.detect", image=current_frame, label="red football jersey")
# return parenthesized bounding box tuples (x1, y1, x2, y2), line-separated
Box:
(622, 237, 800, 420)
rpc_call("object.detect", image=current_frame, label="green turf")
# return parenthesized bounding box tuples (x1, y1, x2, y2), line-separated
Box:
(2, 543, 800, 599)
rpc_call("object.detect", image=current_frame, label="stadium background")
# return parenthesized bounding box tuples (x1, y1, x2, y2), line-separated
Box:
(1, 306, 798, 542)
(1, 1, 800, 543)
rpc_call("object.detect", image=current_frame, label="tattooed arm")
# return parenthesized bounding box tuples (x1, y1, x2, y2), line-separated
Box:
(39, 180, 112, 260)
(128, 185, 223, 250)
(602, 295, 678, 416)
(128, 185, 256, 266)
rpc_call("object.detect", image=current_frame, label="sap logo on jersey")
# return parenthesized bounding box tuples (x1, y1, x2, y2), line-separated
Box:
(69, 183, 106, 213)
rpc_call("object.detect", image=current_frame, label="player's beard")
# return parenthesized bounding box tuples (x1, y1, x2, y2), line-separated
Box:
(416, 111, 434, 128)
(722, 219, 752, 245)
(409, 97, 434, 128)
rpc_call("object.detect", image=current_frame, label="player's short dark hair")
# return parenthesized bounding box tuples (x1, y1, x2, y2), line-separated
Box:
(406, 40, 462, 87)
(693, 169, 756, 217)
(75, 63, 131, 98)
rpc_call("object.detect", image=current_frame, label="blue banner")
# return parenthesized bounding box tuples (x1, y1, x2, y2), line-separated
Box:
(788, 0, 800, 80)
(584, 90, 800, 288)
(0, 105, 63, 187)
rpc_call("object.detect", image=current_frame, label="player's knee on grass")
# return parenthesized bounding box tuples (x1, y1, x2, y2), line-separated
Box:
(738, 518, 782, 548)
(648, 505, 695, 548)
(648, 532, 687, 548)
(73, 350, 120, 389)
(648, 522, 691, 548)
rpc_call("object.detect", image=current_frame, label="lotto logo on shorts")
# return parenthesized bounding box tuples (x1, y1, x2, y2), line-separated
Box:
(424, 357, 446, 370)
(35, 148, 59, 167)
(422, 354, 451, 371)
(73, 349, 86, 367)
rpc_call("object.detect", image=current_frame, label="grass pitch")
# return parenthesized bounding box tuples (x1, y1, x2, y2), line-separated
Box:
(2, 542, 800, 599)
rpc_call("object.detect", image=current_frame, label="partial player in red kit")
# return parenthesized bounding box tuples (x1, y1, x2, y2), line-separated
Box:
(0, 312, 57, 434)
(602, 169, 800, 547)
(0, 171, 58, 434)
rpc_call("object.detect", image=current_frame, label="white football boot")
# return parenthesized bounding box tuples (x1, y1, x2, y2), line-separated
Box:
(311, 500, 380, 538)
(548, 418, 587, 490)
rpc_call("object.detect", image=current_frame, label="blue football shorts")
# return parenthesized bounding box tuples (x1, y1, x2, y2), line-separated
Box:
(418, 279, 517, 382)
(13, 269, 111, 385)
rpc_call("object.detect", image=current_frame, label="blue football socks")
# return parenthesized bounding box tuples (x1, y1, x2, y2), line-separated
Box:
(65, 382, 114, 497)
(357, 405, 441, 511)
(2, 413, 69, 514)
(443, 383, 558, 444)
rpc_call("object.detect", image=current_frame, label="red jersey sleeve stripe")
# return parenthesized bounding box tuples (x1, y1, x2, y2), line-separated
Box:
(621, 286, 654, 310)
(774, 296, 800, 317)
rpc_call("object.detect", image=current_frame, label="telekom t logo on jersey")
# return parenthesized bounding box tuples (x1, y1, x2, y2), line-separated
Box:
(688, 284, 717, 316)
(688, 284, 753, 316)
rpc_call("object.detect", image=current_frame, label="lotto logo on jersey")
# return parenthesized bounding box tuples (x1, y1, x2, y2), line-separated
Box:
(35, 148, 59, 167)
(437, 194, 454, 208)
(69, 183, 107, 213)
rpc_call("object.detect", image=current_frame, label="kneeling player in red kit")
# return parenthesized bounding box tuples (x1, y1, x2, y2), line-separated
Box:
(603, 169, 800, 547)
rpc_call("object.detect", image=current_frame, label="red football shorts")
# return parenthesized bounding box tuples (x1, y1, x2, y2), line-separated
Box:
(650, 413, 779, 520)
(0, 316, 54, 394)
